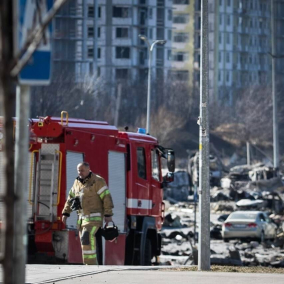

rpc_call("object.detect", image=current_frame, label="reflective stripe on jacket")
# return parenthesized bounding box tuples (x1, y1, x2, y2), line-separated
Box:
(62, 172, 114, 218)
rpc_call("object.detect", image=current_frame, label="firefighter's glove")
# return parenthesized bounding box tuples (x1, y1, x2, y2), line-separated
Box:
(69, 197, 82, 211)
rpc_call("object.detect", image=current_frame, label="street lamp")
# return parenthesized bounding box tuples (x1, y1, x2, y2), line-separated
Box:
(139, 34, 166, 134)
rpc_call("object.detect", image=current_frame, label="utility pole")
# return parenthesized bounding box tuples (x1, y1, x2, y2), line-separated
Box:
(0, 1, 16, 284)
(271, 0, 279, 169)
(246, 141, 251, 166)
(198, 0, 210, 271)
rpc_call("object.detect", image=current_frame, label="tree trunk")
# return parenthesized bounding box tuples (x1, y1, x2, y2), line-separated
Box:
(0, 1, 16, 284)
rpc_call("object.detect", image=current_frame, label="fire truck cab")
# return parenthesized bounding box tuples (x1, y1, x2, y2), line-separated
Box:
(0, 112, 175, 265)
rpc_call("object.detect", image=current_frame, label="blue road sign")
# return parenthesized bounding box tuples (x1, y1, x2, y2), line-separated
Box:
(16, 0, 53, 85)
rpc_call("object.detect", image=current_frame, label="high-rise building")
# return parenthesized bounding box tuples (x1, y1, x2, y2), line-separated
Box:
(53, 0, 173, 84)
(173, 0, 284, 104)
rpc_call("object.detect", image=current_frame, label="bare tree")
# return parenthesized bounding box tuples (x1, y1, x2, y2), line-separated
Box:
(31, 71, 107, 120)
(0, 1, 70, 283)
(210, 84, 284, 163)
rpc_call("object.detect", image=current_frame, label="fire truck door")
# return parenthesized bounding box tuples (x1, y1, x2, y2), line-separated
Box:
(132, 144, 150, 215)
(104, 151, 126, 265)
(65, 151, 84, 229)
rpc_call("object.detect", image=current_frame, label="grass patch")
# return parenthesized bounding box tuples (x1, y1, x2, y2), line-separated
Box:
(161, 265, 284, 274)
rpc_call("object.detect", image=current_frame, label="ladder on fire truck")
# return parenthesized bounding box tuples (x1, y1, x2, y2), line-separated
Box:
(33, 148, 61, 223)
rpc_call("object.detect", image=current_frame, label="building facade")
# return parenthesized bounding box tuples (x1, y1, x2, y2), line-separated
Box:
(171, 0, 195, 86)
(53, 0, 173, 84)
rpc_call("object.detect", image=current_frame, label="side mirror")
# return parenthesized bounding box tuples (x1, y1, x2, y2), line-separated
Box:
(167, 149, 175, 173)
(164, 172, 174, 183)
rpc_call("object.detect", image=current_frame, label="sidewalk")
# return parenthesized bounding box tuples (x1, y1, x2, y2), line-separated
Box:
(1, 265, 284, 284)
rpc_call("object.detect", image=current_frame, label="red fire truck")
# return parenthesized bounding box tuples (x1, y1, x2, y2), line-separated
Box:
(0, 112, 175, 265)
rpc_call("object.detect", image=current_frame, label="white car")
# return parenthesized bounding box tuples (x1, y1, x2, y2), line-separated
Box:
(222, 211, 277, 243)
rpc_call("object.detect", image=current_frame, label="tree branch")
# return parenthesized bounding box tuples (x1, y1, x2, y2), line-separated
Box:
(10, 0, 69, 77)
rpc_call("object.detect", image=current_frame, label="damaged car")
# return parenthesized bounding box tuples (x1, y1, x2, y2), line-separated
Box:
(222, 211, 277, 243)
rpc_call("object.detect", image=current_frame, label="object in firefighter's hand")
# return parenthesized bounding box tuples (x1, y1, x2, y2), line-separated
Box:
(101, 222, 119, 241)
(69, 197, 82, 211)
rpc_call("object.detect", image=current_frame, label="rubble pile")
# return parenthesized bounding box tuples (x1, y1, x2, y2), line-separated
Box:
(160, 201, 284, 267)
(161, 159, 284, 267)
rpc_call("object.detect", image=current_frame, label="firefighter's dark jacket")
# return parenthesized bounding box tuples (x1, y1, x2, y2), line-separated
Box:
(62, 172, 114, 218)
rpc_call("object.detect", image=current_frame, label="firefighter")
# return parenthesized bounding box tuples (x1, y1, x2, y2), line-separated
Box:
(62, 162, 114, 265)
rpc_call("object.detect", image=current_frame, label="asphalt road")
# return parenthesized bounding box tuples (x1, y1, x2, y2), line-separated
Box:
(1, 265, 284, 284)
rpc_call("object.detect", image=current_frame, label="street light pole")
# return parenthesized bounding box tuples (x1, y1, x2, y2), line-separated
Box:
(139, 35, 166, 134)
(270, 0, 279, 168)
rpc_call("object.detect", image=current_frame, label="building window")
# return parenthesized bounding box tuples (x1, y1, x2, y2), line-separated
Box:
(168, 30, 172, 40)
(113, 6, 130, 18)
(173, 15, 189, 24)
(168, 10, 172, 21)
(173, 32, 189, 42)
(89, 62, 93, 75)
(168, 50, 172, 60)
(116, 27, 129, 38)
(98, 48, 101, 59)
(116, 47, 130, 59)
(116, 69, 128, 80)
(97, 67, 101, 77)
(173, 0, 189, 4)
(98, 6, 101, 18)
(87, 46, 93, 58)
(156, 48, 164, 61)
(88, 26, 94, 38)
(226, 33, 230, 44)
(219, 0, 222, 6)
(219, 51, 222, 63)
(226, 52, 230, 63)
(98, 27, 101, 38)
(219, 14, 222, 25)
(227, 15, 230, 25)
(227, 0, 230, 6)
(149, 28, 153, 39)
(172, 52, 188, 62)
(148, 8, 153, 19)
(226, 72, 230, 82)
(219, 33, 222, 44)
(88, 6, 94, 18)
(137, 147, 146, 180)
(157, 28, 164, 40)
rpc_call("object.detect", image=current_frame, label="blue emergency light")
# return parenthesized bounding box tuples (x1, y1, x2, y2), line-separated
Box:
(137, 128, 146, 134)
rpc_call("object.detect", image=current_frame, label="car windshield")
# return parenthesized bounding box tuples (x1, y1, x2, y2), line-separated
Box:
(228, 212, 258, 220)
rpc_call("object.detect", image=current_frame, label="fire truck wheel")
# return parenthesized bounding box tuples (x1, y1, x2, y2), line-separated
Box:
(144, 238, 152, 266)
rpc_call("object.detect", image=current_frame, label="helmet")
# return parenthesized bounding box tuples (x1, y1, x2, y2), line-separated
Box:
(101, 223, 119, 241)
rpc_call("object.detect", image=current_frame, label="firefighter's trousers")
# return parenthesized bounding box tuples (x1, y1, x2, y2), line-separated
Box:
(79, 220, 101, 265)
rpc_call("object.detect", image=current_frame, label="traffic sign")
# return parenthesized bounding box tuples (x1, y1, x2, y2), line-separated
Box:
(15, 0, 53, 85)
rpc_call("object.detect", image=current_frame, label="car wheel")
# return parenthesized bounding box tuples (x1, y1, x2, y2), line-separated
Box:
(223, 238, 229, 243)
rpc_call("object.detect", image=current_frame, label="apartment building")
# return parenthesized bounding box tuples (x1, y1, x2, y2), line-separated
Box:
(201, 0, 284, 104)
(173, 0, 284, 104)
(171, 0, 195, 86)
(53, 0, 173, 84)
